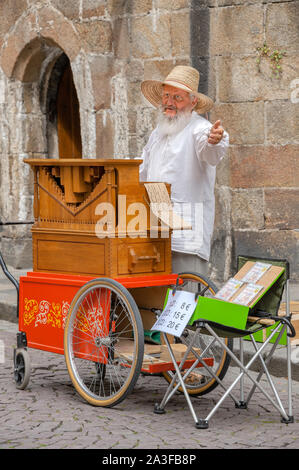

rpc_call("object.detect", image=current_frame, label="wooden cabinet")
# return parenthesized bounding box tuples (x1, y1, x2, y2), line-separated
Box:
(25, 158, 172, 278)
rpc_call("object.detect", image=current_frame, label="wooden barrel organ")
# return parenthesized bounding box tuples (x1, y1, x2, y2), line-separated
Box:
(25, 159, 174, 278)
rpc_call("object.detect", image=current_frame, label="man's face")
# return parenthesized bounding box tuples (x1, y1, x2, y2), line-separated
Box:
(162, 84, 197, 118)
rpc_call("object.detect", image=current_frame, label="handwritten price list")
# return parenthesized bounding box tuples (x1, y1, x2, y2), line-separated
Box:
(152, 290, 197, 337)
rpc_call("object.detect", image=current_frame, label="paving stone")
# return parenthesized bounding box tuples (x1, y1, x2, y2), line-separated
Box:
(0, 318, 299, 449)
(1, 267, 299, 449)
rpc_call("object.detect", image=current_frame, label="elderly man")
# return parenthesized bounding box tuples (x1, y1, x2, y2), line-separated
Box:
(139, 65, 229, 276)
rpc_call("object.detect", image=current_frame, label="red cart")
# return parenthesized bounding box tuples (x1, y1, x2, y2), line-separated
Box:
(1, 253, 232, 407)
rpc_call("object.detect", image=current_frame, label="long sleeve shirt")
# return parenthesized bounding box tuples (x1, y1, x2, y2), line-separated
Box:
(139, 112, 229, 261)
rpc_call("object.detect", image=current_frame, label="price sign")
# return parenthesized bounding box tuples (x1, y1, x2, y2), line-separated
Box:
(151, 289, 197, 337)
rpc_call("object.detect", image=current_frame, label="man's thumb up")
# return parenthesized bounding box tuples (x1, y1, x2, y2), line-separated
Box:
(208, 120, 224, 145)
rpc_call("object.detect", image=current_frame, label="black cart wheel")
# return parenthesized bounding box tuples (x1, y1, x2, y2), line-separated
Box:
(64, 278, 144, 407)
(162, 272, 233, 396)
(14, 348, 31, 390)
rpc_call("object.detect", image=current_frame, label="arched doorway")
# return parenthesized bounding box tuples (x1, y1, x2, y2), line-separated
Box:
(45, 53, 82, 159)
(56, 59, 82, 159)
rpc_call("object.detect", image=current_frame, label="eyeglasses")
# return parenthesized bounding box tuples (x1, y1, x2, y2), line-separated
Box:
(162, 92, 184, 103)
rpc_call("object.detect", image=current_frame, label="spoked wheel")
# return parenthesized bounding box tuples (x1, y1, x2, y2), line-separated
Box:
(64, 278, 144, 407)
(162, 272, 233, 396)
(14, 348, 31, 390)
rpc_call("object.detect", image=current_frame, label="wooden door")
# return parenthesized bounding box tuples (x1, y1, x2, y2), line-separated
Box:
(57, 62, 82, 159)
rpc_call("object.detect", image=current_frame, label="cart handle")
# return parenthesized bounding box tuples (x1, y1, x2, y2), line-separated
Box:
(0, 250, 19, 318)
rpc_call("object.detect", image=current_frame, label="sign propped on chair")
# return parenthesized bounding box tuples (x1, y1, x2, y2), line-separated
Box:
(151, 289, 197, 337)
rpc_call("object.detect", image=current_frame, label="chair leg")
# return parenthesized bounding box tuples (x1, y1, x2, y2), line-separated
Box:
(237, 338, 247, 409)
(244, 319, 293, 422)
(285, 335, 294, 423)
(250, 332, 291, 421)
(180, 336, 240, 407)
(245, 328, 285, 406)
(155, 329, 240, 427)
(285, 279, 294, 422)
(246, 326, 285, 398)
(154, 333, 200, 427)
(155, 318, 294, 428)
(203, 323, 291, 424)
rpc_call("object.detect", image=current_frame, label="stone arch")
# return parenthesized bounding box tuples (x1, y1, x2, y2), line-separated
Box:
(1, 37, 84, 160)
(0, 5, 93, 159)
(0, 6, 81, 81)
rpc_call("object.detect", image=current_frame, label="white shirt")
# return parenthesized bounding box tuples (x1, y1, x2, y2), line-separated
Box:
(139, 112, 229, 261)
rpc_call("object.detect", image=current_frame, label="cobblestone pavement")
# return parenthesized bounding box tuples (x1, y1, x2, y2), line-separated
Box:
(0, 320, 299, 451)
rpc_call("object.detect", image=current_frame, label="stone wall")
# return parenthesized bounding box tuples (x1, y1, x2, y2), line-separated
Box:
(0, 0, 196, 268)
(209, 0, 299, 282)
(0, 0, 298, 283)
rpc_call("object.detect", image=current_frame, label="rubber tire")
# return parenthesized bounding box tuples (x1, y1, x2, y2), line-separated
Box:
(64, 278, 144, 407)
(14, 348, 31, 390)
(162, 272, 233, 396)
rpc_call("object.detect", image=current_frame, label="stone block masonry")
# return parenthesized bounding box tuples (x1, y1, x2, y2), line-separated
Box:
(209, 0, 299, 283)
(0, 0, 297, 284)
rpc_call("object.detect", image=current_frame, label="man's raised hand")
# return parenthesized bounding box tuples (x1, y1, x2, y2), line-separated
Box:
(208, 120, 224, 145)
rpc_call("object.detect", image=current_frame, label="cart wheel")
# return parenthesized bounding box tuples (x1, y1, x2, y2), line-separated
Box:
(14, 348, 31, 390)
(162, 272, 233, 396)
(64, 278, 144, 407)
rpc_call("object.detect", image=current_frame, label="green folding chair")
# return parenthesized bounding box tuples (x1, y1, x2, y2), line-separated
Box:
(154, 255, 295, 429)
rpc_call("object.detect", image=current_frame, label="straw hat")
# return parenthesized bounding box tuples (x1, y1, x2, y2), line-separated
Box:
(141, 65, 213, 114)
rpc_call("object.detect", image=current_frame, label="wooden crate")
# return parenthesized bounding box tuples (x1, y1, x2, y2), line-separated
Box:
(291, 315, 299, 345)
(160, 343, 201, 362)
(114, 339, 210, 374)
(245, 301, 299, 345)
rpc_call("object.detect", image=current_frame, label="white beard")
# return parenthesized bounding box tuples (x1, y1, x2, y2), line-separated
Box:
(156, 109, 192, 137)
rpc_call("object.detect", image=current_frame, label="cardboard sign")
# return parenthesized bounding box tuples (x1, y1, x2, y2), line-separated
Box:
(151, 289, 197, 337)
(144, 182, 191, 230)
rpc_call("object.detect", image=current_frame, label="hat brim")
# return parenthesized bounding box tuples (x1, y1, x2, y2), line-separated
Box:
(141, 79, 213, 114)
